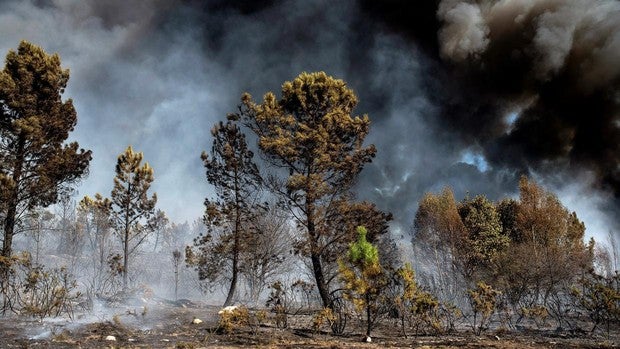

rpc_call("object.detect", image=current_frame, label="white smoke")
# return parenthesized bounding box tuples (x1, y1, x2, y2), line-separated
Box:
(438, 1, 490, 61)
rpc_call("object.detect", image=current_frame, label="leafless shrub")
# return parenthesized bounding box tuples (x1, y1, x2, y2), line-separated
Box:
(1, 252, 82, 319)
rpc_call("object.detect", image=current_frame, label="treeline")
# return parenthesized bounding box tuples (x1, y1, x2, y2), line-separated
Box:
(0, 41, 618, 338)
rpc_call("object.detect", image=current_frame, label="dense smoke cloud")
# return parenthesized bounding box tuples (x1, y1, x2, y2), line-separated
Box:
(361, 0, 620, 237)
(441, 0, 620, 239)
(436, 0, 620, 191)
(0, 0, 618, 241)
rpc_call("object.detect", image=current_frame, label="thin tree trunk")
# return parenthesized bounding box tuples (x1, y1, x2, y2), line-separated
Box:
(34, 228, 41, 265)
(1, 200, 17, 299)
(2, 136, 25, 261)
(311, 252, 331, 308)
(2, 204, 17, 260)
(401, 312, 407, 338)
(307, 201, 331, 309)
(366, 293, 372, 338)
(123, 224, 129, 291)
(122, 181, 132, 292)
(224, 225, 240, 306)
(224, 169, 243, 307)
(174, 261, 179, 301)
(224, 257, 238, 306)
(153, 231, 159, 252)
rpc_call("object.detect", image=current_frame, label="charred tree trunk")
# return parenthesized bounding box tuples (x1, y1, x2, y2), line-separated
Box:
(224, 241, 239, 307)
(223, 207, 240, 306)
(307, 201, 331, 309)
(122, 187, 130, 291)
(366, 292, 372, 338)
(2, 202, 17, 260)
(224, 172, 241, 307)
(2, 136, 25, 261)
(123, 226, 129, 291)
(173, 250, 181, 301)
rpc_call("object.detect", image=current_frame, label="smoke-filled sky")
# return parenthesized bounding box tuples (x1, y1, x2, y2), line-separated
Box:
(1, 0, 619, 242)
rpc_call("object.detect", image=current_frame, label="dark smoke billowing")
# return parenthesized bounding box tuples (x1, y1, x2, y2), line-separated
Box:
(436, 0, 620, 194)
(359, 0, 620, 238)
(0, 0, 618, 241)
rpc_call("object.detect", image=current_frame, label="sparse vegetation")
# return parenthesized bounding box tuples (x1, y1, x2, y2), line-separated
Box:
(339, 226, 389, 339)
(266, 280, 289, 328)
(0, 252, 82, 318)
(571, 270, 620, 336)
(394, 263, 444, 336)
(467, 281, 501, 335)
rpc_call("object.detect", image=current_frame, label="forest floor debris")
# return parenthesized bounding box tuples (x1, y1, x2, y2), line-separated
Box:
(0, 301, 617, 348)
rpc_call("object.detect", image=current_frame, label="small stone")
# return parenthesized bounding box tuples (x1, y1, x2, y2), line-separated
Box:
(365, 336, 372, 343)
(192, 318, 203, 324)
(105, 335, 116, 341)
(495, 335, 500, 341)
(218, 305, 238, 315)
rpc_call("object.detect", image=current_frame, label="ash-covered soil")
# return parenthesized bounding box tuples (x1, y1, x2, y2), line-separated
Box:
(0, 300, 617, 348)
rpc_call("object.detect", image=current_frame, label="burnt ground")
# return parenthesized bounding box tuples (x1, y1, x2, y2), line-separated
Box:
(0, 301, 618, 348)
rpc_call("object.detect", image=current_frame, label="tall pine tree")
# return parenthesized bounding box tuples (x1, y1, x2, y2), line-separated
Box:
(233, 71, 376, 309)
(110, 146, 157, 291)
(194, 120, 262, 306)
(0, 41, 91, 260)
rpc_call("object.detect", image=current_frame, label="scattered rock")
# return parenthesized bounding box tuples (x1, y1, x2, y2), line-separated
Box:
(495, 335, 500, 340)
(105, 335, 116, 341)
(365, 336, 372, 343)
(192, 318, 203, 324)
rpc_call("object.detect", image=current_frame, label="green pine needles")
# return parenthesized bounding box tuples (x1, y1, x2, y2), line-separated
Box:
(339, 225, 386, 338)
(348, 226, 379, 267)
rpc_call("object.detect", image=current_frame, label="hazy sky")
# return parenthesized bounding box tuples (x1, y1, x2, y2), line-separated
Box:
(1, 0, 619, 243)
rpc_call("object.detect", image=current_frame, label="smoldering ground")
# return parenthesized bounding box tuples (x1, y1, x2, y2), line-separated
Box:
(0, 0, 619, 243)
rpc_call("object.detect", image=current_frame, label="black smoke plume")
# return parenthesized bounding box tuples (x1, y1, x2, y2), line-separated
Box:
(359, 0, 620, 235)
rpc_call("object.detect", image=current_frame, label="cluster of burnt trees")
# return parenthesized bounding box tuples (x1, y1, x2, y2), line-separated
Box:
(0, 41, 91, 316)
(0, 42, 191, 316)
(0, 41, 618, 337)
(413, 178, 619, 335)
(185, 66, 619, 336)
(185, 70, 393, 312)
